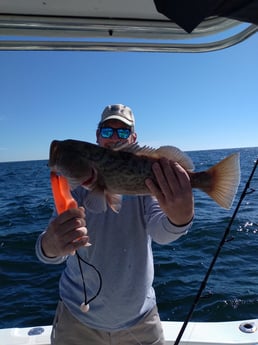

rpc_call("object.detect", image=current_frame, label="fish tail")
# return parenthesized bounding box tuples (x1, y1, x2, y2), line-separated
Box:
(196, 153, 240, 209)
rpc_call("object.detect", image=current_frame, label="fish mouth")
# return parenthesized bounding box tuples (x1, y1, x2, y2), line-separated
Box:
(49, 140, 60, 168)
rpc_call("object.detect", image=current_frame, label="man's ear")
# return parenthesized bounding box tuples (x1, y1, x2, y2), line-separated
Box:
(132, 132, 137, 143)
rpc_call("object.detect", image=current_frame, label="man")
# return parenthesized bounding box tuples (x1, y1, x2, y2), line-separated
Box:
(36, 104, 194, 345)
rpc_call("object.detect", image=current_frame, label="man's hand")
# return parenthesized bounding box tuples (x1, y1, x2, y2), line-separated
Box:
(145, 158, 194, 226)
(41, 207, 90, 257)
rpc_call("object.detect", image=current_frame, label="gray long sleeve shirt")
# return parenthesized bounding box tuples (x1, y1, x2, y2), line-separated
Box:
(36, 187, 192, 331)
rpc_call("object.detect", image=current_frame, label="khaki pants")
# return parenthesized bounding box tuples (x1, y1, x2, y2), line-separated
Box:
(51, 301, 165, 345)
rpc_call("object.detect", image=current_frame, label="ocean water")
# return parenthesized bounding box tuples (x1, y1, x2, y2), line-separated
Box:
(1, 147, 258, 329)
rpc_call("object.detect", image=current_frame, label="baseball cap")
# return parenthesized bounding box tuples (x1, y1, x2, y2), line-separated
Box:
(100, 104, 135, 127)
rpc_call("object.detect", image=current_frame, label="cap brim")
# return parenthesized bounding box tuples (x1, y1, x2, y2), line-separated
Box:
(102, 115, 134, 126)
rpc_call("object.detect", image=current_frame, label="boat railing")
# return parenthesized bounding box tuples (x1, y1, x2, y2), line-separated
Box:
(0, 14, 257, 52)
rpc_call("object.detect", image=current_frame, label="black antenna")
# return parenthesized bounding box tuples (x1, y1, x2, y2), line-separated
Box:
(174, 158, 258, 345)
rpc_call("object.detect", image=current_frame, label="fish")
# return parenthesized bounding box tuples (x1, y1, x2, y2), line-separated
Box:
(48, 139, 240, 213)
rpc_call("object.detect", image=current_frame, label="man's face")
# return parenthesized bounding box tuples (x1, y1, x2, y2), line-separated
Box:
(96, 119, 137, 148)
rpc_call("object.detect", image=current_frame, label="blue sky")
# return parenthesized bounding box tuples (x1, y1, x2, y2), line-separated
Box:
(0, 32, 257, 162)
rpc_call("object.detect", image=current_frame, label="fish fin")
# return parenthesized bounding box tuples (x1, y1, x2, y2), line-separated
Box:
(112, 141, 135, 151)
(201, 153, 240, 209)
(84, 187, 122, 214)
(134, 144, 194, 171)
(84, 189, 108, 213)
(105, 192, 122, 213)
(155, 146, 194, 171)
(112, 142, 155, 155)
(113, 142, 194, 171)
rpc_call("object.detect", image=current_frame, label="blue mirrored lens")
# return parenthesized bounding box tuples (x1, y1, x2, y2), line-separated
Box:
(100, 127, 131, 139)
(117, 129, 130, 139)
(100, 127, 113, 138)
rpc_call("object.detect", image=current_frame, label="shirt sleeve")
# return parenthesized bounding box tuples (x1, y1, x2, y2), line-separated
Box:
(35, 231, 68, 265)
(144, 196, 192, 244)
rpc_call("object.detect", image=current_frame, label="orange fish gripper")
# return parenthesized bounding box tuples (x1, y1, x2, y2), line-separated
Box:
(50, 172, 78, 215)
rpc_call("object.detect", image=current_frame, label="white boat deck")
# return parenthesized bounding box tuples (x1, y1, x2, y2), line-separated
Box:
(1, 319, 258, 345)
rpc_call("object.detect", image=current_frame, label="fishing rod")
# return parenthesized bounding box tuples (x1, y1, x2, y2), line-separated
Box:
(174, 157, 258, 345)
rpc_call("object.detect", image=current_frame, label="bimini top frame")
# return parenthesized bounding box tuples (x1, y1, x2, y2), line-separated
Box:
(0, 0, 257, 52)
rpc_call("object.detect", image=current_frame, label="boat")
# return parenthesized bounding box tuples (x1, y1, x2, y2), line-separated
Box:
(0, 0, 258, 52)
(1, 319, 258, 345)
(1, 1, 258, 344)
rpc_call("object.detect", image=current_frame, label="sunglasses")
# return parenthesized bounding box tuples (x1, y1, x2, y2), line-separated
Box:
(100, 127, 131, 139)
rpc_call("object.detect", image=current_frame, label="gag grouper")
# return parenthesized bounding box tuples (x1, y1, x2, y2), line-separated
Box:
(49, 139, 240, 212)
